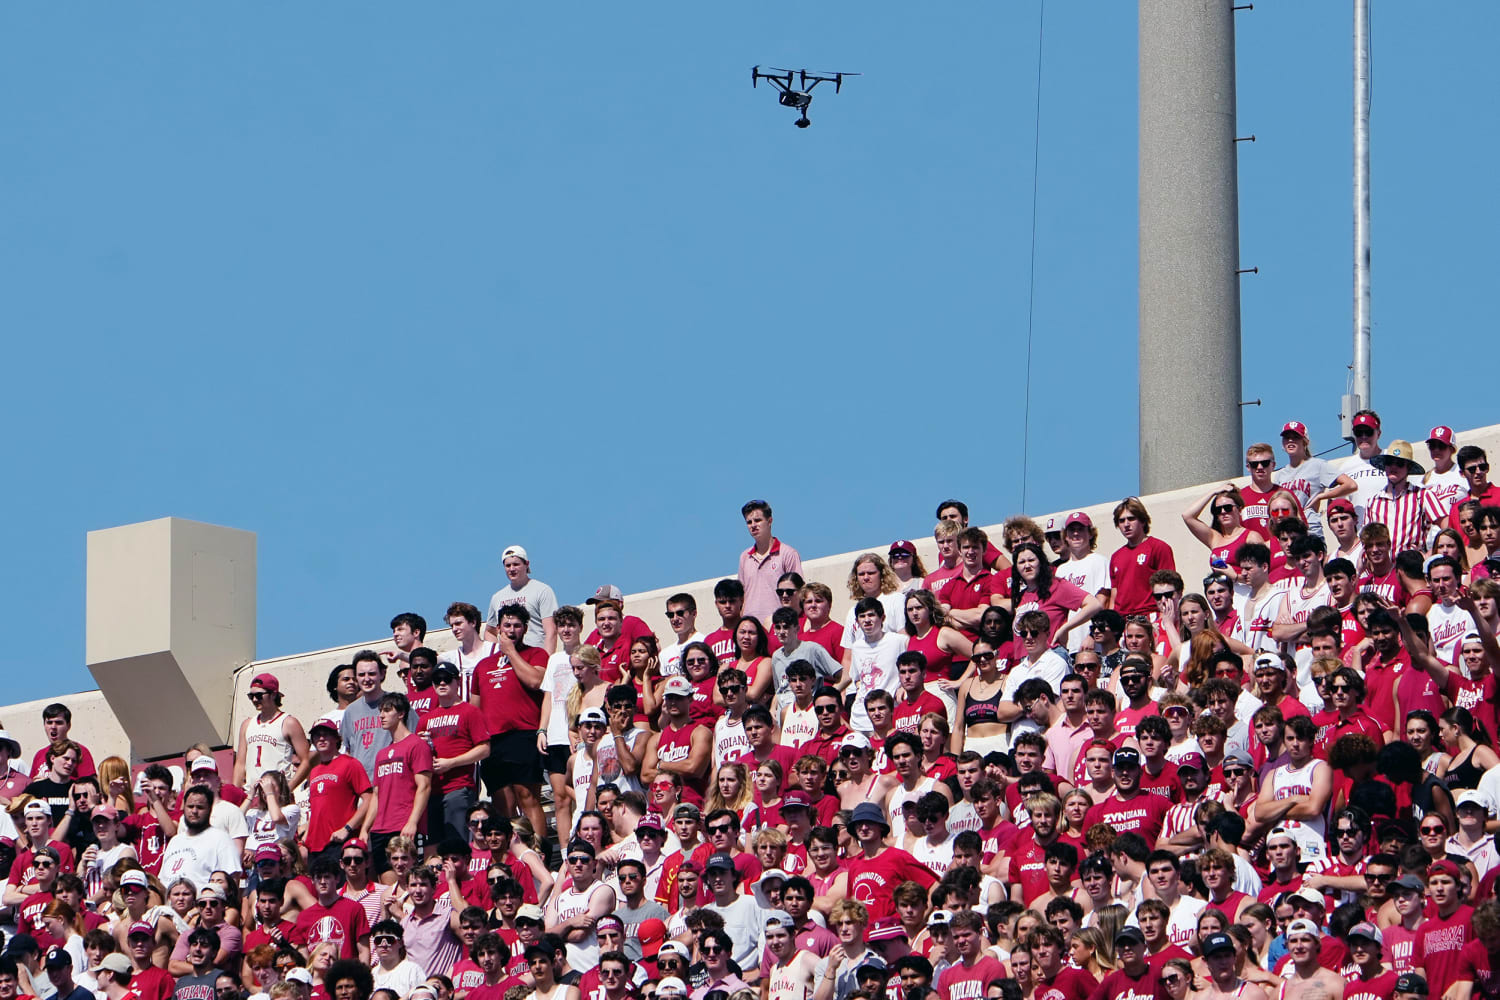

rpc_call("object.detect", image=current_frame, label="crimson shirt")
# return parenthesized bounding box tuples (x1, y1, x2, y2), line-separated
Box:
(472, 645, 549, 734)
(1109, 538, 1177, 616)
(1083, 791, 1172, 843)
(936, 955, 1008, 1000)
(1088, 965, 1165, 1000)
(1035, 966, 1099, 1000)
(290, 896, 370, 959)
(846, 847, 937, 920)
(893, 691, 948, 734)
(418, 702, 491, 795)
(371, 734, 434, 835)
(1416, 905, 1475, 997)
(1455, 940, 1500, 1000)
(306, 755, 372, 853)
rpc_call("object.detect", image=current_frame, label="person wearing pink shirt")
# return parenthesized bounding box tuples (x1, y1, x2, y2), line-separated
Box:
(738, 500, 802, 626)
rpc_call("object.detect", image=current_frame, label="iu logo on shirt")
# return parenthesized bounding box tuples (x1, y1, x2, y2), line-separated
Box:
(1137, 553, 1147, 565)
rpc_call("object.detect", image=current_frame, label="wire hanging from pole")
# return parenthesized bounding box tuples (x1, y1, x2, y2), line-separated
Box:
(1019, 0, 1046, 511)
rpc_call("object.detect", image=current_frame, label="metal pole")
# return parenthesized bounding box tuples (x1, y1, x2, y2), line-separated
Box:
(1350, 0, 1372, 429)
(1139, 0, 1244, 492)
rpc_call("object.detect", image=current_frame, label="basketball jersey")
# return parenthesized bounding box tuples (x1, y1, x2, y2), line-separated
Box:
(244, 713, 296, 789)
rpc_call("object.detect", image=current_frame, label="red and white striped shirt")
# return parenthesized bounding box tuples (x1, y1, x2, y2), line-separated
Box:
(1366, 482, 1432, 553)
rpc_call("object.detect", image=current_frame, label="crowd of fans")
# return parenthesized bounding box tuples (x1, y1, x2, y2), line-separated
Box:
(4, 411, 1500, 1000)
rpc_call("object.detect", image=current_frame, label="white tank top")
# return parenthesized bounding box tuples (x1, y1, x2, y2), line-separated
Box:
(554, 881, 607, 968)
(769, 961, 813, 1000)
(244, 713, 296, 789)
(779, 706, 819, 748)
(1269, 758, 1327, 857)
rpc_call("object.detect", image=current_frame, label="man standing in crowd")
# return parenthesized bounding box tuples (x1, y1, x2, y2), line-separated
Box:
(419, 662, 491, 846)
(659, 593, 706, 679)
(1368, 442, 1434, 554)
(341, 651, 415, 779)
(1109, 498, 1176, 616)
(303, 718, 371, 865)
(739, 500, 802, 626)
(359, 693, 433, 868)
(486, 545, 559, 654)
(472, 606, 549, 840)
(159, 787, 241, 890)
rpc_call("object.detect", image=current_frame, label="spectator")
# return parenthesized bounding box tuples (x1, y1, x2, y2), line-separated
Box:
(1107, 499, 1176, 617)
(539, 604, 587, 839)
(232, 674, 312, 795)
(439, 602, 498, 701)
(738, 500, 802, 626)
(1368, 442, 1435, 554)
(485, 547, 559, 654)
(340, 650, 417, 780)
(159, 787, 241, 891)
(30, 705, 97, 782)
(302, 719, 371, 865)
(584, 587, 656, 683)
(358, 693, 433, 871)
(471, 607, 550, 839)
(170, 929, 225, 1000)
(419, 662, 491, 846)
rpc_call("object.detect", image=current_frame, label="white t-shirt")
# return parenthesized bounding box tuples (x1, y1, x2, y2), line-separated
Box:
(211, 799, 249, 841)
(704, 892, 769, 970)
(1001, 650, 1069, 701)
(660, 631, 707, 678)
(713, 715, 750, 771)
(373, 960, 428, 998)
(1343, 455, 1386, 527)
(160, 827, 243, 888)
(1428, 602, 1477, 665)
(1056, 553, 1110, 652)
(540, 651, 579, 748)
(841, 591, 907, 646)
(846, 631, 909, 732)
(486, 578, 560, 648)
(1274, 457, 1339, 537)
(244, 805, 301, 855)
(438, 641, 498, 701)
(1424, 467, 1469, 523)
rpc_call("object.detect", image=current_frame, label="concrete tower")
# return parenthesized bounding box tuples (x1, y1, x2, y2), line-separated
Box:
(1138, 0, 1244, 493)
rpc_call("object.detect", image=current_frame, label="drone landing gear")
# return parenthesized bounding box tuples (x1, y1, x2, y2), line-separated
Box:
(795, 116, 810, 128)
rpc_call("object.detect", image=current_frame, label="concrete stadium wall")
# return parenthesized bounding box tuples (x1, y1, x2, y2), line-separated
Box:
(10, 422, 1500, 770)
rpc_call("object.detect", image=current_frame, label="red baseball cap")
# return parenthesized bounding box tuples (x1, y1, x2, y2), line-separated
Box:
(1281, 421, 1309, 440)
(1352, 413, 1381, 431)
(888, 540, 917, 558)
(250, 673, 280, 694)
(1428, 426, 1456, 446)
(1065, 511, 1093, 530)
(1327, 498, 1356, 517)
(1428, 859, 1463, 881)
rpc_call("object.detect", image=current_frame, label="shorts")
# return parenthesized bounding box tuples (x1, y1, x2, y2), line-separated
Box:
(546, 744, 571, 775)
(962, 730, 1011, 756)
(481, 731, 543, 793)
(370, 829, 428, 876)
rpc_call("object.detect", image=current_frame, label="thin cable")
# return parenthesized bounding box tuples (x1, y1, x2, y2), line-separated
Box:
(1019, 0, 1046, 511)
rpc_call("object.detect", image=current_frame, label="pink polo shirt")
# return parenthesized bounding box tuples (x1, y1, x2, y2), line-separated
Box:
(739, 537, 803, 624)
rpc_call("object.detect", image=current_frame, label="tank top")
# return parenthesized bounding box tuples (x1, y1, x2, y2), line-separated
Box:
(908, 628, 956, 684)
(1268, 759, 1327, 856)
(780, 705, 819, 748)
(1209, 529, 1254, 572)
(244, 712, 296, 789)
(1447, 746, 1487, 791)
(889, 777, 936, 843)
(769, 961, 813, 1000)
(656, 723, 710, 803)
(554, 881, 608, 968)
(808, 864, 845, 896)
(963, 681, 1004, 727)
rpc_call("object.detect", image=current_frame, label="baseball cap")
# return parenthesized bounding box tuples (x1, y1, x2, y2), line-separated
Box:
(255, 845, 283, 864)
(1285, 918, 1321, 940)
(309, 718, 340, 737)
(637, 917, 667, 952)
(1223, 749, 1254, 769)
(1428, 426, 1456, 446)
(502, 545, 529, 562)
(32, 845, 59, 865)
(1114, 926, 1145, 946)
(1347, 922, 1383, 945)
(1281, 421, 1309, 440)
(1043, 516, 1061, 534)
(765, 910, 795, 931)
(657, 978, 689, 998)
(1112, 747, 1141, 768)
(1457, 789, 1493, 815)
(1065, 511, 1093, 530)
(1428, 859, 1463, 881)
(1201, 932, 1235, 956)
(1176, 751, 1207, 772)
(839, 732, 872, 753)
(638, 813, 666, 833)
(1353, 413, 1381, 431)
(284, 969, 314, 987)
(705, 852, 736, 873)
(91, 804, 119, 821)
(0, 730, 21, 758)
(1327, 497, 1356, 517)
(867, 917, 905, 942)
(781, 791, 811, 812)
(90, 954, 132, 976)
(2, 935, 38, 957)
(43, 946, 72, 969)
(250, 673, 280, 693)
(658, 941, 691, 961)
(431, 662, 460, 683)
(127, 919, 155, 937)
(190, 756, 218, 774)
(1254, 653, 1286, 673)
(889, 540, 917, 558)
(578, 707, 608, 726)
(1395, 974, 1428, 995)
(1389, 874, 1426, 894)
(586, 585, 624, 605)
(515, 904, 545, 924)
(927, 909, 953, 927)
(198, 884, 226, 902)
(672, 803, 700, 821)
(1290, 887, 1327, 910)
(662, 676, 694, 699)
(120, 872, 150, 890)
(23, 800, 51, 817)
(1265, 827, 1297, 847)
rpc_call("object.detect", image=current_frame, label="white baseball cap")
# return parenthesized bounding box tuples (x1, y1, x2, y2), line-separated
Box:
(502, 545, 529, 562)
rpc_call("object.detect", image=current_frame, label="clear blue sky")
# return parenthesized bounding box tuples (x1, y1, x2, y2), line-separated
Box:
(4, 4, 1496, 704)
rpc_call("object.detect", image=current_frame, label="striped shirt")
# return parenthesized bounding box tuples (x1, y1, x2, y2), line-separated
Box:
(1366, 482, 1433, 553)
(400, 906, 464, 978)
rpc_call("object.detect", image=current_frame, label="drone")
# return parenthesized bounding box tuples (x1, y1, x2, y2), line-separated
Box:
(751, 67, 859, 128)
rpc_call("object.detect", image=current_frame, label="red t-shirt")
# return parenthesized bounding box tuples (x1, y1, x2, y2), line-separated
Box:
(405, 682, 440, 719)
(1088, 965, 1164, 1000)
(585, 616, 656, 682)
(938, 571, 1005, 622)
(29, 744, 97, 780)
(893, 691, 948, 734)
(1083, 792, 1172, 843)
(1137, 765, 1182, 803)
(1346, 970, 1400, 1000)
(1109, 538, 1176, 616)
(290, 896, 370, 959)
(418, 702, 491, 795)
(449, 959, 485, 993)
(1014, 579, 1089, 638)
(7, 842, 76, 888)
(131, 965, 175, 1000)
(244, 920, 296, 955)
(372, 734, 434, 834)
(16, 891, 57, 948)
(1447, 673, 1499, 747)
(125, 807, 174, 875)
(798, 620, 845, 664)
(936, 955, 1008, 1000)
(306, 755, 373, 853)
(472, 646, 549, 734)
(1035, 966, 1099, 1000)
(704, 626, 739, 672)
(1455, 940, 1500, 1000)
(1416, 905, 1475, 997)
(846, 847, 937, 920)
(1007, 837, 1050, 904)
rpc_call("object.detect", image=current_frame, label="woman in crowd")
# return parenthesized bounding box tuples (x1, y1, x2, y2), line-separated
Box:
(904, 589, 973, 708)
(1181, 486, 1268, 571)
(843, 553, 906, 643)
(1440, 706, 1499, 791)
(887, 542, 929, 594)
(1406, 710, 1451, 776)
(724, 618, 774, 704)
(951, 641, 1008, 755)
(565, 646, 608, 740)
(703, 763, 753, 832)
(1009, 542, 1101, 646)
(743, 760, 786, 831)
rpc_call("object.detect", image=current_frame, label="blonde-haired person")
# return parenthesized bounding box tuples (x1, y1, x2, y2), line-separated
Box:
(1068, 926, 1116, 978)
(97, 756, 135, 814)
(842, 553, 906, 645)
(564, 646, 606, 743)
(703, 763, 753, 831)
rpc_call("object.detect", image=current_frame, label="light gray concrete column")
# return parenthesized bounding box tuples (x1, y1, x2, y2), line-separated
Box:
(1139, 0, 1244, 493)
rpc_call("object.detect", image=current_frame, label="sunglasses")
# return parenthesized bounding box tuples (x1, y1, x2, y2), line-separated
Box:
(1466, 463, 1490, 474)
(814, 705, 841, 714)
(971, 651, 996, 661)
(776, 588, 799, 597)
(1353, 427, 1376, 437)
(567, 856, 593, 865)
(33, 860, 55, 869)
(1211, 506, 1235, 516)
(701, 944, 725, 955)
(1421, 826, 1446, 834)
(341, 855, 365, 864)
(719, 685, 743, 696)
(373, 936, 399, 945)
(1152, 591, 1177, 600)
(1248, 459, 1273, 469)
(666, 610, 689, 619)
(1161, 976, 1184, 987)
(1222, 768, 1249, 777)
(707, 824, 735, 835)
(1017, 628, 1044, 639)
